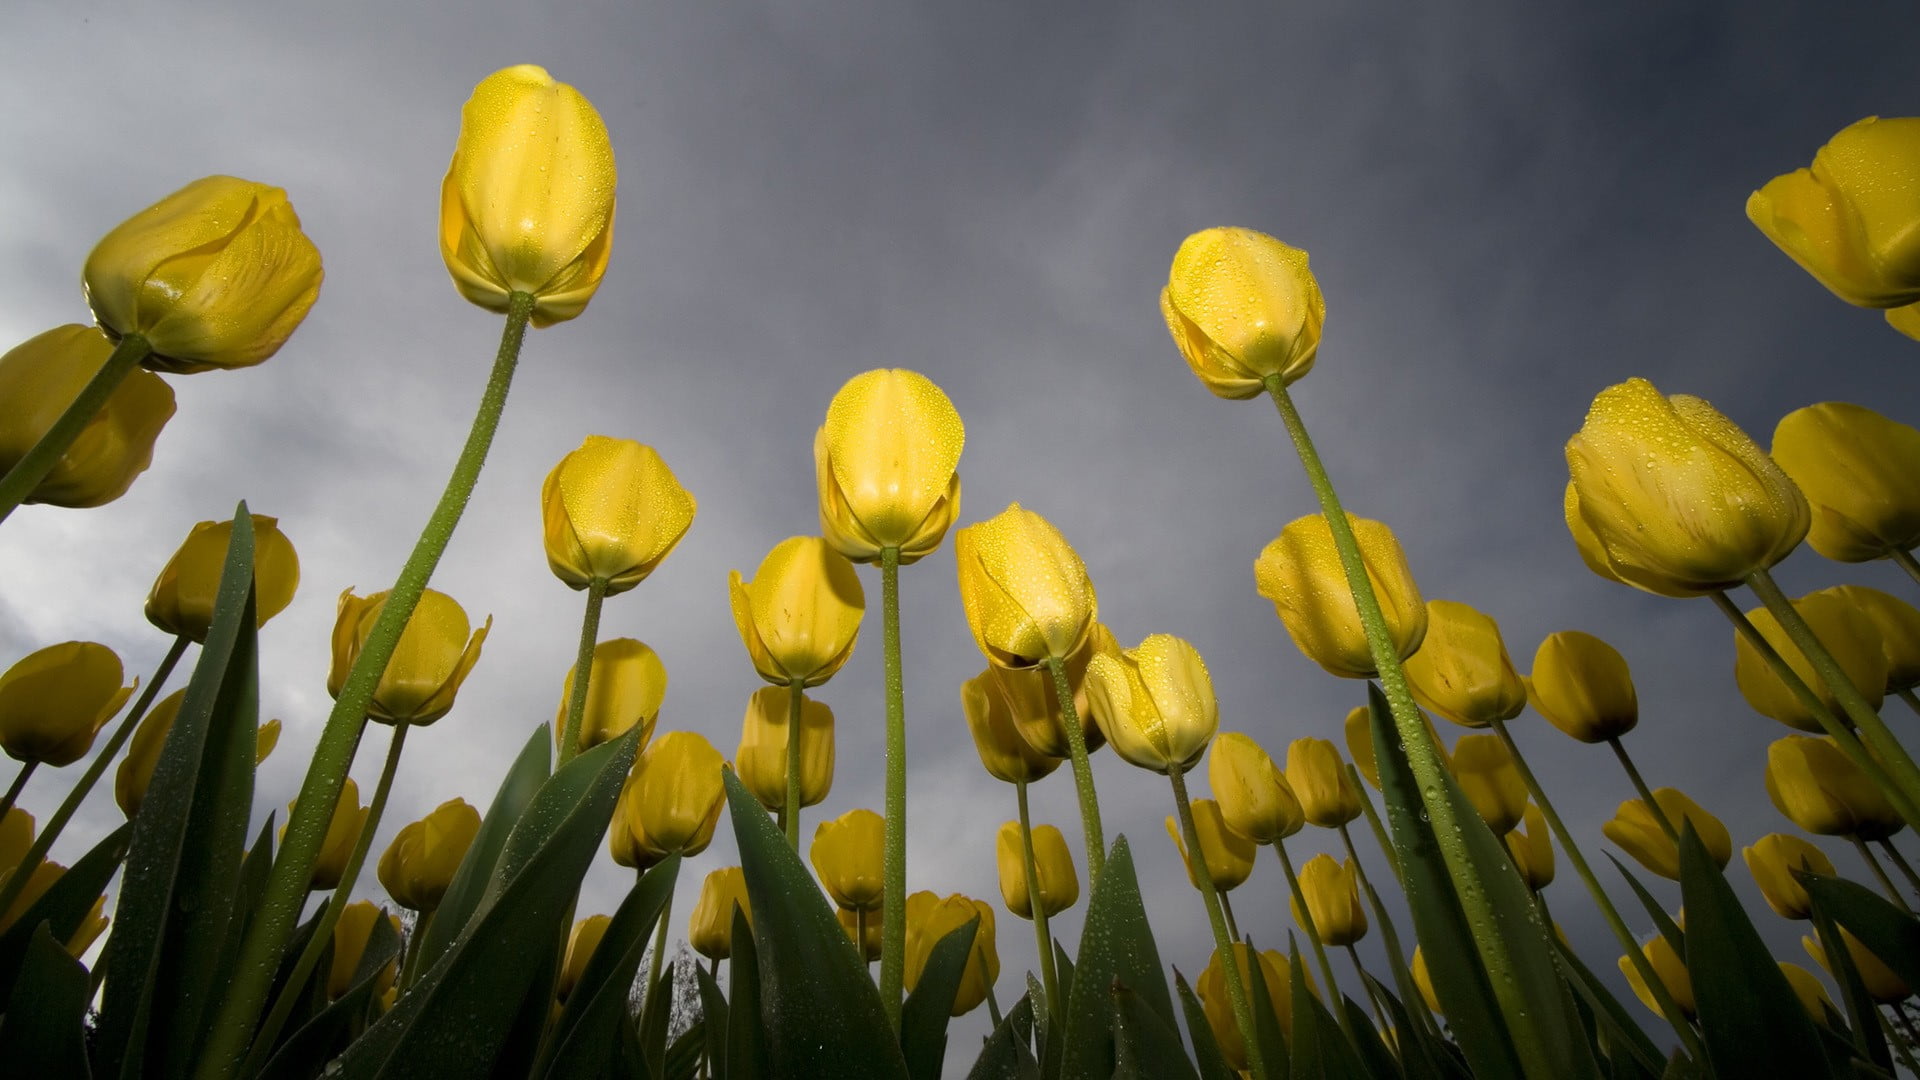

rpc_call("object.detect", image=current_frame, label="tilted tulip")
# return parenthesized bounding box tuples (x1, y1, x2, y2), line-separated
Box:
(0, 325, 174, 507)
(0, 642, 133, 767)
(1207, 732, 1303, 844)
(1450, 734, 1529, 836)
(1505, 804, 1556, 890)
(327, 900, 400, 999)
(1254, 513, 1426, 678)
(1284, 737, 1362, 828)
(554, 638, 666, 754)
(1602, 788, 1732, 880)
(1744, 832, 1836, 920)
(1344, 703, 1449, 790)
(996, 821, 1078, 919)
(329, 588, 489, 727)
(377, 797, 482, 912)
(542, 436, 697, 596)
(904, 891, 997, 1016)
(1747, 116, 1920, 308)
(1619, 927, 1694, 1020)
(1161, 226, 1326, 398)
(558, 915, 611, 1002)
(961, 669, 1060, 785)
(1084, 633, 1218, 774)
(986, 635, 1107, 758)
(1766, 735, 1902, 840)
(689, 866, 751, 961)
(1830, 585, 1920, 692)
(735, 686, 834, 811)
(1526, 630, 1637, 743)
(117, 689, 280, 817)
(1403, 600, 1527, 729)
(1772, 403, 1920, 562)
(1806, 927, 1911, 1003)
(285, 777, 369, 891)
(814, 369, 965, 564)
(955, 504, 1098, 668)
(614, 732, 726, 862)
(839, 907, 882, 961)
(1778, 962, 1837, 1021)
(440, 65, 616, 326)
(1198, 944, 1311, 1067)
(1734, 592, 1887, 732)
(84, 176, 323, 372)
(146, 513, 300, 642)
(1165, 799, 1256, 892)
(730, 536, 864, 686)
(811, 808, 885, 912)
(1291, 853, 1367, 946)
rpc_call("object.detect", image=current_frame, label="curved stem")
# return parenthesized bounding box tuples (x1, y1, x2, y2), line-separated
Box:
(784, 680, 804, 850)
(1015, 780, 1062, 1025)
(1877, 839, 1920, 901)
(1044, 655, 1105, 883)
(1899, 688, 1920, 720)
(196, 291, 534, 1080)
(1606, 738, 1679, 844)
(0, 332, 150, 525)
(1171, 764, 1267, 1080)
(878, 546, 907, 1031)
(1274, 839, 1348, 1033)
(1891, 548, 1920, 590)
(1220, 891, 1243, 943)
(1850, 836, 1913, 913)
(0, 762, 36, 826)
(558, 578, 608, 767)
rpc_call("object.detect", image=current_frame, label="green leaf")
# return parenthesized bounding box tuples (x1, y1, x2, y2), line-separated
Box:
(728, 905, 767, 1080)
(721, 769, 906, 1079)
(1802, 872, 1920, 992)
(1242, 941, 1290, 1077)
(901, 917, 979, 1080)
(1058, 837, 1176, 1080)
(1285, 941, 1368, 1080)
(1343, 995, 1402, 1080)
(640, 963, 675, 1079)
(1361, 971, 1468, 1080)
(0, 923, 91, 1076)
(966, 995, 1041, 1080)
(1111, 979, 1200, 1080)
(415, 724, 552, 971)
(538, 856, 682, 1080)
(1173, 970, 1235, 1080)
(212, 815, 278, 996)
(1607, 855, 1685, 956)
(1026, 973, 1049, 1060)
(1807, 902, 1890, 1072)
(695, 960, 731, 1080)
(665, 1020, 706, 1080)
(0, 821, 128, 985)
(256, 910, 402, 1080)
(1550, 933, 1666, 1079)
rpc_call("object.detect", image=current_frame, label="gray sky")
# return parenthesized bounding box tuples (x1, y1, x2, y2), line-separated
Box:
(4, 0, 1919, 1065)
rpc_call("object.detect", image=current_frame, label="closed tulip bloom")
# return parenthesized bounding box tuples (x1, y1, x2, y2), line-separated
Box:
(0, 860, 64, 930)
(377, 798, 481, 912)
(961, 670, 1059, 785)
(1619, 929, 1693, 1019)
(1806, 927, 1912, 1003)
(1734, 592, 1887, 731)
(1285, 737, 1362, 828)
(328, 901, 400, 999)
(1254, 513, 1426, 678)
(1778, 962, 1837, 1021)
(1565, 378, 1809, 597)
(0, 325, 174, 508)
(286, 778, 369, 891)
(815, 369, 965, 565)
(1162, 227, 1325, 398)
(811, 808, 886, 912)
(838, 907, 882, 961)
(996, 821, 1079, 919)
(1765, 735, 1901, 839)
(1450, 735, 1529, 836)
(955, 504, 1098, 668)
(146, 514, 300, 642)
(1198, 944, 1308, 1067)
(730, 536, 864, 686)
(1603, 788, 1732, 880)
(558, 915, 611, 1002)
(1411, 947, 1441, 1014)
(1403, 600, 1528, 728)
(1084, 633, 1218, 775)
(115, 690, 278, 817)
(1772, 403, 1920, 562)
(986, 633, 1107, 758)
(618, 732, 726, 861)
(0, 642, 133, 766)
(543, 436, 697, 596)
(1747, 116, 1920, 308)
(0, 808, 31, 874)
(1526, 630, 1637, 743)
(1505, 804, 1556, 889)
(735, 686, 834, 811)
(1208, 732, 1303, 844)
(84, 176, 323, 372)
(1830, 585, 1920, 692)
(689, 866, 751, 962)
(1165, 800, 1256, 892)
(1744, 832, 1836, 920)
(329, 588, 489, 728)
(1292, 853, 1367, 946)
(554, 638, 667, 754)
(904, 892, 997, 1016)
(441, 65, 616, 326)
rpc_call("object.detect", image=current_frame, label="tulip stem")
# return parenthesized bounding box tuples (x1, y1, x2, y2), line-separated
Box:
(1899, 688, 1920, 719)
(400, 907, 436, 990)
(1044, 655, 1105, 884)
(558, 578, 608, 768)
(856, 907, 870, 969)
(1344, 944, 1391, 1033)
(0, 763, 35, 828)
(1606, 738, 1679, 845)
(1015, 780, 1063, 1026)
(1170, 764, 1268, 1080)
(1892, 549, 1920, 590)
(0, 636, 189, 916)
(878, 546, 907, 1032)
(1339, 823, 1418, 1013)
(0, 332, 150, 526)
(1877, 839, 1920, 900)
(984, 981, 1004, 1028)
(784, 680, 804, 850)
(1347, 764, 1402, 884)
(1273, 839, 1350, 1037)
(1850, 836, 1913, 914)
(1220, 891, 1243, 943)
(198, 291, 535, 1080)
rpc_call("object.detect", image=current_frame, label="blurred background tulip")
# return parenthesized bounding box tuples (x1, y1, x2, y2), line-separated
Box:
(689, 866, 751, 962)
(961, 670, 1059, 785)
(1744, 832, 1836, 920)
(0, 325, 174, 508)
(1292, 853, 1367, 946)
(811, 808, 885, 913)
(0, 641, 132, 769)
(558, 914, 611, 1003)
(996, 821, 1078, 919)
(1619, 926, 1693, 1019)
(326, 901, 399, 1000)
(1603, 787, 1731, 880)
(554, 638, 666, 754)
(329, 588, 489, 726)
(146, 514, 300, 642)
(1164, 799, 1255, 893)
(1284, 737, 1361, 828)
(1403, 599, 1528, 728)
(1806, 926, 1912, 1003)
(1208, 732, 1302, 844)
(1526, 630, 1638, 743)
(1255, 512, 1426, 678)
(614, 731, 725, 862)
(285, 777, 369, 891)
(903, 891, 997, 1016)
(542, 436, 696, 596)
(116, 689, 279, 817)
(1772, 403, 1920, 566)
(1450, 734, 1528, 835)
(377, 797, 481, 912)
(1735, 592, 1887, 730)
(986, 642, 1106, 759)
(1197, 944, 1307, 1067)
(730, 536, 864, 686)
(1766, 735, 1902, 840)
(1505, 804, 1556, 890)
(1828, 585, 1920, 696)
(735, 686, 834, 812)
(1162, 226, 1325, 397)
(838, 908, 882, 962)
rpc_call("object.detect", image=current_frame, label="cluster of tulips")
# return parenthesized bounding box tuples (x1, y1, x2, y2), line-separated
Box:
(1, 57, 1919, 1080)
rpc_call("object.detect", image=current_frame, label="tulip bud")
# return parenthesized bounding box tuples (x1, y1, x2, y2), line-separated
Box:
(1403, 600, 1527, 728)
(0, 325, 174, 507)
(1254, 513, 1426, 678)
(558, 914, 611, 1002)
(961, 669, 1059, 784)
(117, 689, 277, 817)
(1449, 734, 1528, 836)
(0, 642, 133, 766)
(441, 65, 616, 326)
(996, 821, 1079, 919)
(1526, 630, 1637, 743)
(1829, 585, 1920, 692)
(0, 860, 64, 931)
(1734, 592, 1888, 731)
(377, 798, 482, 912)
(730, 537, 864, 687)
(1162, 227, 1325, 398)
(1744, 832, 1836, 920)
(1565, 379, 1809, 597)
(1765, 735, 1901, 839)
(904, 891, 997, 1016)
(815, 369, 965, 566)
(985, 632, 1107, 758)
(146, 514, 300, 642)
(1778, 962, 1837, 1021)
(285, 778, 369, 891)
(1165, 799, 1256, 892)
(735, 687, 834, 812)
(1410, 946, 1441, 1015)
(84, 176, 323, 372)
(614, 732, 726, 863)
(1771, 403, 1920, 563)
(1505, 804, 1555, 890)
(1207, 732, 1303, 844)
(0, 808, 32, 873)
(555, 638, 667, 754)
(838, 907, 882, 961)
(1292, 853, 1367, 946)
(1197, 944, 1306, 1068)
(329, 588, 490, 727)
(1284, 738, 1362, 828)
(1083, 633, 1218, 775)
(1602, 788, 1731, 881)
(328, 900, 400, 1000)
(542, 436, 697, 596)
(1747, 116, 1920, 308)
(1806, 927, 1912, 1003)
(811, 808, 885, 912)
(1619, 927, 1693, 1019)
(689, 866, 752, 962)
(955, 504, 1098, 668)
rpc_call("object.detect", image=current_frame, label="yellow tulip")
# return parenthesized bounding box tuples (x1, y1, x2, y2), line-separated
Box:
(730, 536, 864, 686)
(996, 821, 1078, 919)
(286, 777, 368, 891)
(0, 641, 133, 766)
(1083, 632, 1218, 774)
(67, 896, 108, 958)
(83, 176, 323, 372)
(1344, 703, 1448, 791)
(0, 325, 174, 508)
(329, 588, 489, 727)
(1772, 403, 1920, 562)
(542, 436, 697, 596)
(327, 900, 400, 999)
(1526, 630, 1637, 743)
(1161, 227, 1325, 398)
(904, 891, 997, 1016)
(1734, 592, 1887, 732)
(0, 807, 31, 875)
(1411, 946, 1441, 1014)
(1254, 513, 1426, 678)
(1744, 832, 1836, 920)
(377, 798, 481, 912)
(955, 504, 1098, 667)
(735, 686, 834, 812)
(1747, 116, 1920, 308)
(814, 369, 965, 564)
(1602, 788, 1731, 880)
(1284, 737, 1362, 828)
(614, 732, 725, 862)
(1565, 378, 1809, 597)
(1806, 927, 1912, 1003)
(689, 866, 751, 962)
(255, 718, 281, 764)
(554, 638, 667, 754)
(838, 907, 882, 961)
(1198, 944, 1308, 1067)
(0, 860, 64, 931)
(116, 689, 280, 817)
(1619, 927, 1693, 1019)
(1765, 735, 1901, 840)
(146, 514, 300, 642)
(1778, 962, 1837, 1022)
(1403, 600, 1527, 728)
(558, 914, 610, 1002)
(810, 808, 885, 912)
(1892, 301, 1920, 341)
(1505, 804, 1555, 890)
(960, 669, 1059, 784)
(1830, 584, 1920, 692)
(1449, 734, 1528, 836)
(985, 633, 1108, 758)
(440, 65, 616, 327)
(1292, 853, 1367, 946)
(1207, 732, 1303, 844)
(1165, 799, 1256, 892)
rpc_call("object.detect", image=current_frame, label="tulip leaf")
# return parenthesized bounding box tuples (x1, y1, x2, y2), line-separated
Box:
(966, 995, 1041, 1080)
(1807, 903, 1891, 1074)
(537, 855, 682, 1080)
(728, 904, 767, 1080)
(1026, 973, 1049, 1057)
(0, 923, 91, 1076)
(0, 820, 128, 986)
(1286, 941, 1368, 1080)
(1362, 970, 1469, 1080)
(665, 1021, 707, 1080)
(640, 962, 676, 1079)
(1606, 855, 1685, 956)
(1550, 933, 1666, 1079)
(721, 769, 907, 1080)
(256, 911, 401, 1080)
(1111, 979, 1200, 1080)
(1057, 836, 1178, 1080)
(1172, 970, 1235, 1080)
(695, 960, 730, 1080)
(95, 505, 261, 1079)
(1802, 871, 1920, 992)
(901, 916, 979, 1080)
(1342, 995, 1400, 1080)
(1242, 941, 1290, 1077)
(212, 814, 278, 993)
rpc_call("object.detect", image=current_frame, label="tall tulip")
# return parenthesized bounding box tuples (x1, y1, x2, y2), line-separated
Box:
(1162, 226, 1325, 397)
(1254, 513, 1426, 678)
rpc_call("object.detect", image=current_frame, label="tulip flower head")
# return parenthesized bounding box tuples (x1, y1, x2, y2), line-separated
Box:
(1084, 633, 1219, 775)
(1292, 853, 1368, 946)
(814, 369, 965, 565)
(1344, 703, 1449, 790)
(1450, 734, 1528, 836)
(1744, 832, 1836, 920)
(1747, 116, 1920, 308)
(1165, 799, 1256, 892)
(1619, 925, 1694, 1020)
(1829, 584, 1920, 692)
(327, 901, 400, 1000)
(0, 860, 65, 932)
(904, 892, 998, 1016)
(1806, 926, 1912, 1003)
(377, 797, 482, 912)
(1772, 403, 1920, 562)
(1602, 788, 1731, 880)
(1526, 630, 1637, 743)
(1765, 735, 1901, 840)
(730, 536, 864, 687)
(0, 808, 32, 872)
(0, 641, 133, 767)
(558, 914, 611, 1002)
(1198, 944, 1308, 1067)
(985, 633, 1107, 759)
(1207, 732, 1303, 844)
(811, 808, 886, 912)
(1284, 737, 1362, 828)
(1505, 804, 1556, 890)
(146, 514, 300, 642)
(1411, 946, 1441, 1015)
(285, 777, 369, 891)
(1403, 600, 1528, 729)
(329, 588, 489, 727)
(1255, 512, 1426, 678)
(1734, 592, 1887, 732)
(689, 866, 751, 962)
(0, 325, 174, 508)
(614, 732, 726, 863)
(961, 669, 1060, 785)
(955, 504, 1098, 668)
(554, 637, 667, 754)
(735, 686, 834, 812)
(542, 436, 697, 596)
(996, 821, 1079, 919)
(1778, 962, 1838, 1021)
(117, 691, 276, 818)
(1162, 226, 1326, 398)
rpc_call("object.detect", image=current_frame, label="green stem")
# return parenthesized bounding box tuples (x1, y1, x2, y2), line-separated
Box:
(0, 332, 150, 525)
(1016, 780, 1063, 1026)
(1899, 688, 1920, 719)
(399, 906, 437, 991)
(1891, 548, 1920, 590)
(1851, 835, 1913, 914)
(878, 546, 907, 1032)
(857, 907, 870, 968)
(785, 680, 804, 850)
(195, 291, 534, 1080)
(0, 762, 35, 827)
(1606, 737, 1679, 845)
(984, 981, 1004, 1028)
(1171, 764, 1267, 1080)
(1274, 839, 1349, 1032)
(1220, 890, 1243, 943)
(1877, 839, 1920, 901)
(558, 578, 608, 767)
(1345, 943, 1391, 1034)
(1044, 655, 1105, 883)
(1347, 764, 1402, 884)
(648, 887, 674, 1008)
